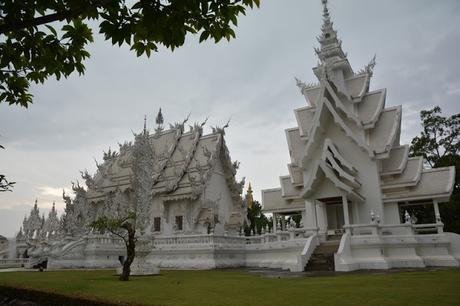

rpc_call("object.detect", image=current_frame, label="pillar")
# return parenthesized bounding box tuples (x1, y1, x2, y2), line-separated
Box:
(315, 200, 328, 233)
(304, 200, 317, 229)
(342, 194, 351, 233)
(272, 213, 277, 233)
(433, 199, 441, 222)
(433, 199, 443, 233)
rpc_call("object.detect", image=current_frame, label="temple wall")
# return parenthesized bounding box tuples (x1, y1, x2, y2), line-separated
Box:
(204, 160, 238, 235)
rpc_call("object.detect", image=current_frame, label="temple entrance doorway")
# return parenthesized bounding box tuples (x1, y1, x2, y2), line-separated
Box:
(317, 196, 352, 238)
(326, 204, 344, 232)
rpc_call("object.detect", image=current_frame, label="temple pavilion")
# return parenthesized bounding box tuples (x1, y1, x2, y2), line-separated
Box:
(262, 0, 459, 270)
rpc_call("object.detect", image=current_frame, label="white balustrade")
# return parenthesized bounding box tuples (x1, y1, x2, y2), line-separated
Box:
(0, 258, 29, 268)
(344, 222, 444, 237)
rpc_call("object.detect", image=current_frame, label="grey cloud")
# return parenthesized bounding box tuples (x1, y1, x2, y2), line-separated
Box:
(1, 0, 460, 236)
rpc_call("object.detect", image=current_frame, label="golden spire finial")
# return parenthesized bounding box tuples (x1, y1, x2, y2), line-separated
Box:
(246, 182, 254, 209)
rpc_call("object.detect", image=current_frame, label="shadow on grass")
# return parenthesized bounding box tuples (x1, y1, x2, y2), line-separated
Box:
(0, 285, 150, 306)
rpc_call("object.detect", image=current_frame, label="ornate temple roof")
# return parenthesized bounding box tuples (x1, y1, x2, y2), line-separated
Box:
(262, 0, 455, 212)
(84, 118, 242, 204)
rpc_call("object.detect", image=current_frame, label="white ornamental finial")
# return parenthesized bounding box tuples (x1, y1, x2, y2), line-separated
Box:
(370, 210, 375, 223)
(322, 0, 330, 20)
(404, 210, 411, 224)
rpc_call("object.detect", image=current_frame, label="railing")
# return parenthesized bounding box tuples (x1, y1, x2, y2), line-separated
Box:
(0, 258, 29, 268)
(152, 228, 313, 248)
(153, 234, 246, 249)
(344, 222, 444, 237)
(86, 235, 124, 245)
(413, 223, 443, 235)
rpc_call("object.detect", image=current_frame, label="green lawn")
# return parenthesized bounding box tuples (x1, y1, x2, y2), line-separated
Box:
(0, 269, 460, 306)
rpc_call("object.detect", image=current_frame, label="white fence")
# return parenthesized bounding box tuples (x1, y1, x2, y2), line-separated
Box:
(343, 222, 444, 236)
(0, 258, 29, 268)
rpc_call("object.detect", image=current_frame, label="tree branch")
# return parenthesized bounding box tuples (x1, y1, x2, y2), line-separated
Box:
(0, 0, 112, 34)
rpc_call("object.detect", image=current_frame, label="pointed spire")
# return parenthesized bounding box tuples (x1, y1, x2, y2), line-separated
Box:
(313, 0, 354, 93)
(156, 108, 164, 126)
(33, 199, 38, 210)
(52, 201, 56, 212)
(316, 0, 343, 60)
(155, 108, 164, 134)
(322, 0, 331, 24)
(246, 182, 254, 209)
(143, 114, 147, 134)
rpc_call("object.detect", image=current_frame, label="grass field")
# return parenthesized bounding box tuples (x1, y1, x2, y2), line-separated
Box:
(1, 269, 460, 305)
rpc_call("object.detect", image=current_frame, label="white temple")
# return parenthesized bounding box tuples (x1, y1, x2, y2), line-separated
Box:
(261, 0, 460, 271)
(13, 0, 460, 272)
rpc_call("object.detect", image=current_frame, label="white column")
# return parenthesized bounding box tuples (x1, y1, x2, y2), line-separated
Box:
(281, 217, 286, 231)
(272, 213, 277, 233)
(433, 199, 444, 233)
(315, 200, 328, 233)
(342, 194, 351, 233)
(301, 210, 307, 228)
(304, 200, 316, 229)
(433, 199, 441, 222)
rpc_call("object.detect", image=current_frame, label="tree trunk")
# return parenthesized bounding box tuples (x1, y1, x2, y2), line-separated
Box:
(119, 224, 136, 281)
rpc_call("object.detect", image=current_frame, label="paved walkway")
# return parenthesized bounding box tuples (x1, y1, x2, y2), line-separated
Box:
(241, 266, 460, 278)
(0, 268, 31, 273)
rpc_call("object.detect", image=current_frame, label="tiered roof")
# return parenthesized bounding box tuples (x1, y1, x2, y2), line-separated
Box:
(85, 118, 242, 205)
(262, 0, 454, 212)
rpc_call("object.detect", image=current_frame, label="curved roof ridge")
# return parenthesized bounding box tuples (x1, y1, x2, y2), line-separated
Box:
(163, 127, 203, 193)
(324, 81, 362, 127)
(359, 88, 387, 129)
(369, 105, 402, 158)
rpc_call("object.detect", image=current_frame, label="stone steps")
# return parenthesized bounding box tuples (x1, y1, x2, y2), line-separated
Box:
(305, 241, 340, 272)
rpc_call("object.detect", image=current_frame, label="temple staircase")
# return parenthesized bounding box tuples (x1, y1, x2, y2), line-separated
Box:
(305, 240, 340, 271)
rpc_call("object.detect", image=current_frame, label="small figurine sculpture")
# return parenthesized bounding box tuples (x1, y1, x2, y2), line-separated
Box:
(370, 210, 375, 223)
(404, 211, 411, 224)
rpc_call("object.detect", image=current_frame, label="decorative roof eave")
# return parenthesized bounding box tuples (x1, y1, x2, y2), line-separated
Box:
(352, 73, 371, 102)
(263, 206, 306, 214)
(162, 127, 202, 193)
(261, 188, 305, 213)
(161, 193, 198, 203)
(381, 156, 423, 190)
(288, 163, 304, 187)
(380, 145, 410, 176)
(280, 175, 302, 199)
(382, 192, 452, 204)
(324, 150, 361, 188)
(86, 183, 133, 202)
(353, 55, 376, 101)
(323, 138, 357, 174)
(301, 161, 364, 202)
(152, 127, 183, 185)
(285, 127, 306, 165)
(302, 98, 373, 167)
(371, 106, 402, 159)
(324, 81, 362, 127)
(306, 73, 370, 104)
(294, 105, 316, 138)
(361, 88, 387, 129)
(382, 167, 455, 203)
(214, 133, 245, 206)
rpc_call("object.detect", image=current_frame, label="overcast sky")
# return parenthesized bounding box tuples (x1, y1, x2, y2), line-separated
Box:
(1, 0, 459, 237)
